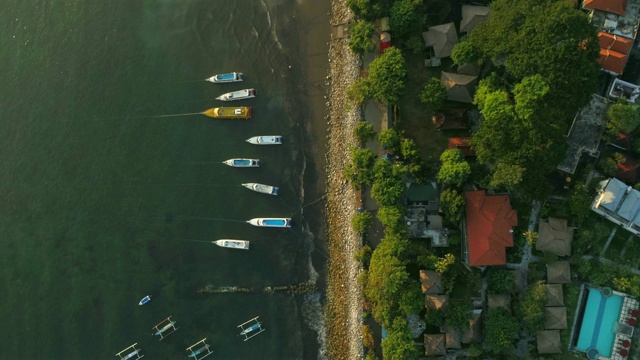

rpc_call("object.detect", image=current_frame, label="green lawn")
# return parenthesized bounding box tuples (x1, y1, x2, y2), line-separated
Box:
(395, 52, 450, 168)
(573, 213, 617, 256)
(604, 227, 633, 259)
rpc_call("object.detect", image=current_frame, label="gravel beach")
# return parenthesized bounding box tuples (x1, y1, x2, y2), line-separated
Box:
(324, 1, 364, 359)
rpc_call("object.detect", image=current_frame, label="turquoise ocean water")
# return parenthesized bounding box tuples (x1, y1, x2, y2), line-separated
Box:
(0, 1, 329, 359)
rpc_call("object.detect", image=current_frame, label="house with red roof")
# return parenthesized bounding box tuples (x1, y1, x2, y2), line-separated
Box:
(598, 32, 634, 75)
(448, 137, 475, 157)
(583, 0, 640, 75)
(584, 0, 627, 15)
(462, 190, 518, 267)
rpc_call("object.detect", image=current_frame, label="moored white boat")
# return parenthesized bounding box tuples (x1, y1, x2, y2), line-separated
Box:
(247, 218, 292, 228)
(242, 183, 279, 196)
(216, 88, 256, 101)
(206, 72, 243, 83)
(223, 158, 260, 167)
(246, 136, 282, 145)
(213, 239, 250, 250)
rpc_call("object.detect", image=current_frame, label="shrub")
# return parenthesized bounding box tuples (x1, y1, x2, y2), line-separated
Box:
(354, 121, 376, 146)
(352, 210, 373, 236)
(362, 324, 375, 349)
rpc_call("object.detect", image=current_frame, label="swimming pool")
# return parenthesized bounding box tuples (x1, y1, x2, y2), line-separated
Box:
(576, 288, 624, 358)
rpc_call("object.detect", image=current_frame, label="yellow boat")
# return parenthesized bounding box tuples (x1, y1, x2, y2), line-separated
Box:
(203, 107, 252, 119)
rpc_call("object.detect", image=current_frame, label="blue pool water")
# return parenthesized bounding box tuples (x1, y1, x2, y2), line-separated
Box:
(264, 219, 288, 226)
(576, 288, 624, 357)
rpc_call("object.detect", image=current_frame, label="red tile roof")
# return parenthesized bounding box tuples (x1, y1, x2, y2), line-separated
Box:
(599, 32, 634, 54)
(616, 157, 640, 184)
(599, 48, 629, 75)
(584, 0, 628, 15)
(448, 137, 475, 157)
(465, 190, 518, 267)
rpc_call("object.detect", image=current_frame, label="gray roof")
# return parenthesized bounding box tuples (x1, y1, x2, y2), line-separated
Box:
(618, 189, 640, 222)
(460, 5, 490, 33)
(593, 178, 640, 230)
(545, 307, 567, 329)
(537, 330, 562, 354)
(558, 95, 610, 174)
(546, 284, 565, 307)
(547, 261, 571, 284)
(536, 218, 574, 256)
(598, 178, 629, 212)
(422, 23, 459, 58)
(441, 72, 478, 103)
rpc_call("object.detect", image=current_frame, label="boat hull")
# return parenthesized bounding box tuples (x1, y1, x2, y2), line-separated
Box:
(206, 72, 243, 83)
(242, 183, 279, 195)
(203, 107, 252, 119)
(139, 295, 151, 305)
(223, 159, 260, 167)
(246, 136, 282, 145)
(216, 88, 256, 101)
(247, 218, 292, 228)
(214, 239, 249, 250)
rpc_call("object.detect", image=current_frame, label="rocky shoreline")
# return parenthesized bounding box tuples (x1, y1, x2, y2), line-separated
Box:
(324, 0, 364, 359)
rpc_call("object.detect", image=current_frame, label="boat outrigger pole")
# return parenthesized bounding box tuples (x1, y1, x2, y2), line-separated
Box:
(152, 316, 179, 340)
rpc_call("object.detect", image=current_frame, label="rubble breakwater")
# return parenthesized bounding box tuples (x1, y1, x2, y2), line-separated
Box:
(323, 0, 364, 359)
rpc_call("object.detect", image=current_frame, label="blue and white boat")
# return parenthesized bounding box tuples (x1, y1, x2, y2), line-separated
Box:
(247, 218, 292, 228)
(138, 295, 151, 306)
(238, 316, 266, 341)
(246, 136, 282, 145)
(223, 158, 260, 167)
(206, 72, 243, 83)
(242, 183, 279, 196)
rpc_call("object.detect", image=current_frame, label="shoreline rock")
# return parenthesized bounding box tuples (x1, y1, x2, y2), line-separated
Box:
(324, 1, 364, 359)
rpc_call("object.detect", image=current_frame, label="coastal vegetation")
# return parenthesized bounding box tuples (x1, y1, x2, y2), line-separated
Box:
(331, 0, 620, 358)
(462, 0, 600, 197)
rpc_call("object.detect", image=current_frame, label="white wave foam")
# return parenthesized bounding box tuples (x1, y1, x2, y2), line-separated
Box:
(302, 292, 328, 360)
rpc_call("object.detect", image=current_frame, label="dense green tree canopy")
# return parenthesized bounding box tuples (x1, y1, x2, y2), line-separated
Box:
(471, 75, 561, 196)
(469, 0, 599, 123)
(346, 78, 371, 106)
(344, 147, 376, 188)
(439, 188, 465, 223)
(607, 102, 640, 135)
(389, 0, 420, 38)
(447, 300, 473, 330)
(352, 210, 373, 235)
(354, 121, 377, 146)
(437, 149, 471, 187)
(517, 281, 547, 333)
(485, 308, 519, 354)
(451, 40, 479, 65)
(382, 317, 421, 360)
(378, 128, 402, 154)
(486, 268, 515, 294)
(349, 20, 377, 54)
(367, 47, 407, 104)
(419, 77, 447, 111)
(366, 238, 411, 327)
(347, 0, 388, 21)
